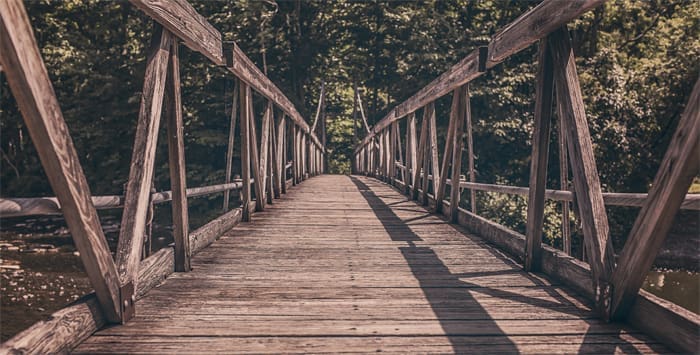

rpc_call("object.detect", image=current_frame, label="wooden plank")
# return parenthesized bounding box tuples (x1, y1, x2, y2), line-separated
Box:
(223, 80, 239, 211)
(0, 0, 122, 323)
(449, 85, 469, 223)
(164, 39, 190, 272)
(486, 0, 605, 68)
(1, 206, 246, 354)
(549, 26, 614, 317)
(116, 25, 172, 286)
(390, 123, 397, 181)
(524, 39, 555, 272)
(465, 87, 476, 214)
(609, 77, 700, 320)
(249, 98, 265, 211)
(239, 83, 252, 221)
(434, 90, 459, 212)
(129, 0, 223, 65)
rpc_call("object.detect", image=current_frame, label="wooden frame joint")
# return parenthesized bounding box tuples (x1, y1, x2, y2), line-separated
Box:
(119, 281, 136, 324)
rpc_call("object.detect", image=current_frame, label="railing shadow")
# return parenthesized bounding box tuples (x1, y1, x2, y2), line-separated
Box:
(349, 176, 660, 354)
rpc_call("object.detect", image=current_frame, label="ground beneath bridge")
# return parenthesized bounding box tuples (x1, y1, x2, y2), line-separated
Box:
(75, 175, 666, 354)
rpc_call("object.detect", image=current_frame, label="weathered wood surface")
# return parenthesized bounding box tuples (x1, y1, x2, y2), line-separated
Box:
(549, 27, 615, 317)
(524, 39, 555, 272)
(0, 0, 122, 323)
(609, 77, 700, 320)
(75, 176, 665, 354)
(116, 25, 173, 286)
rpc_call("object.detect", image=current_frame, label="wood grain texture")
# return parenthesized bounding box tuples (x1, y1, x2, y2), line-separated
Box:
(610, 77, 700, 320)
(225, 43, 322, 149)
(74, 176, 666, 354)
(406, 113, 418, 191)
(129, 0, 223, 65)
(240, 83, 252, 221)
(0, 0, 122, 323)
(259, 102, 273, 204)
(435, 91, 458, 212)
(524, 40, 554, 272)
(412, 107, 430, 201)
(449, 85, 469, 223)
(273, 113, 285, 198)
(428, 105, 441, 198)
(223, 80, 239, 211)
(164, 40, 190, 272)
(549, 26, 614, 317)
(248, 97, 265, 212)
(2, 206, 246, 354)
(116, 25, 172, 286)
(486, 0, 605, 68)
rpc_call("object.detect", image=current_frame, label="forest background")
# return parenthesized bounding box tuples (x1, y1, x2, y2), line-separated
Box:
(1, 0, 698, 251)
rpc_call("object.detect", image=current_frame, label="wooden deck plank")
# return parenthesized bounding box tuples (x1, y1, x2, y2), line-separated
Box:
(74, 175, 667, 354)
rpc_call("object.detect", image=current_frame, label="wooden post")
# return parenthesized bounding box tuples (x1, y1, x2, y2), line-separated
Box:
(428, 104, 441, 197)
(116, 24, 172, 288)
(259, 103, 272, 204)
(413, 106, 430, 200)
(249, 100, 265, 211)
(559, 107, 572, 255)
(291, 125, 298, 185)
(266, 115, 274, 204)
(435, 89, 459, 212)
(0, 0, 122, 323)
(450, 84, 469, 223)
(466, 91, 477, 213)
(390, 122, 397, 183)
(549, 26, 615, 317)
(274, 113, 285, 197)
(609, 78, 700, 320)
(239, 83, 252, 221)
(222, 80, 239, 211)
(395, 121, 405, 184)
(524, 39, 555, 272)
(164, 39, 190, 273)
(407, 113, 418, 193)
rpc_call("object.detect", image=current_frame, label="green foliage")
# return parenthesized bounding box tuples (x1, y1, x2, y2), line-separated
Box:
(1, 0, 697, 252)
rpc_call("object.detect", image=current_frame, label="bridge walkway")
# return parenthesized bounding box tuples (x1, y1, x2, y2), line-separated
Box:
(74, 175, 666, 354)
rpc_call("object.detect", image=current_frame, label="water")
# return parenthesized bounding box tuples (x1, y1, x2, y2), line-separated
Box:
(642, 269, 699, 314)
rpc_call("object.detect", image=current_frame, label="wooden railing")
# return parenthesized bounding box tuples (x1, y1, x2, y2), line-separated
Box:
(0, 0, 324, 352)
(353, 0, 699, 352)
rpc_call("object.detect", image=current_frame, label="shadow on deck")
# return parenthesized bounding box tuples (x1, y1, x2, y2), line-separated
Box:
(74, 175, 667, 354)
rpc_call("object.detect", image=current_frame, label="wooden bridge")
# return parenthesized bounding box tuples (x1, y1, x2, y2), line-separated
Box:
(1, 0, 698, 353)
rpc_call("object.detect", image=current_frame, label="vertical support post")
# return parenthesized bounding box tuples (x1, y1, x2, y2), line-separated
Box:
(116, 24, 172, 287)
(239, 82, 252, 221)
(428, 105, 440, 198)
(559, 114, 571, 255)
(609, 78, 700, 320)
(274, 113, 285, 197)
(292, 125, 298, 185)
(549, 27, 615, 317)
(395, 121, 405, 184)
(259, 102, 272, 205)
(164, 39, 190, 272)
(0, 0, 122, 322)
(390, 122, 397, 183)
(524, 39, 555, 272)
(435, 90, 459, 212)
(223, 80, 239, 211)
(249, 100, 264, 211)
(466, 93, 476, 213)
(407, 113, 418, 193)
(450, 84, 469, 223)
(413, 106, 430, 200)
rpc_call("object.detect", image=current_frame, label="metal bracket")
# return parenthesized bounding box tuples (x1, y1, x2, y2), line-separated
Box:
(119, 281, 135, 324)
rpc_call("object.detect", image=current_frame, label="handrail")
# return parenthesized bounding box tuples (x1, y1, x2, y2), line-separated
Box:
(394, 163, 700, 210)
(357, 0, 604, 150)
